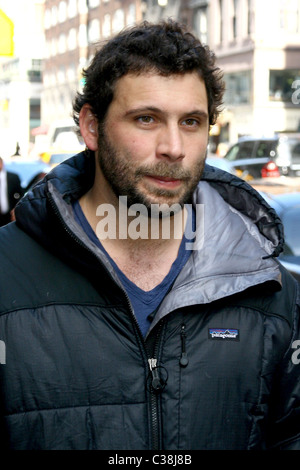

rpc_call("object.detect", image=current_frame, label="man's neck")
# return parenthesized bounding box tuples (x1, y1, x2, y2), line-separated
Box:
(79, 187, 187, 290)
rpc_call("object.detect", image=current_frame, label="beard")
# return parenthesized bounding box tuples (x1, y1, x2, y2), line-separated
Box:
(96, 125, 206, 213)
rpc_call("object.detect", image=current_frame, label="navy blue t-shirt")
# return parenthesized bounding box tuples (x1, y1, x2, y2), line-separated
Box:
(73, 201, 195, 336)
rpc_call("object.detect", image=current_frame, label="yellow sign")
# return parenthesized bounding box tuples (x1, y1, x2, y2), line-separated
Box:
(0, 99, 9, 111)
(0, 9, 14, 56)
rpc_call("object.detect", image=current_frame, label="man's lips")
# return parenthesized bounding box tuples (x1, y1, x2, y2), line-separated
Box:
(145, 174, 183, 187)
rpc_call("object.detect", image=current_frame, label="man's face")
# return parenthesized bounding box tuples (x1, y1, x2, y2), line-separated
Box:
(96, 72, 209, 209)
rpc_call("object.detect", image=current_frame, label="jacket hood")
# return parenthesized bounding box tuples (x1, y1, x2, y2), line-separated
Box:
(14, 151, 284, 318)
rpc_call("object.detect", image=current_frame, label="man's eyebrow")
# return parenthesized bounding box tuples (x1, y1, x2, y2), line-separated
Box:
(185, 110, 209, 120)
(124, 106, 162, 117)
(124, 106, 208, 119)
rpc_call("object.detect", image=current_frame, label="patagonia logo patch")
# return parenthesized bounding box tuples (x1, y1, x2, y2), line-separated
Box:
(208, 328, 240, 341)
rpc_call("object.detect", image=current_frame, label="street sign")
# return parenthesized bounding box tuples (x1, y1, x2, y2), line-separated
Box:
(0, 9, 14, 56)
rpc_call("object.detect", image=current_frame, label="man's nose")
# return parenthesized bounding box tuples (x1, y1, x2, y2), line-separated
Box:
(156, 125, 185, 161)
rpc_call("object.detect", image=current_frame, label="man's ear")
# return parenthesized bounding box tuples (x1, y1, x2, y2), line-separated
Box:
(79, 104, 98, 151)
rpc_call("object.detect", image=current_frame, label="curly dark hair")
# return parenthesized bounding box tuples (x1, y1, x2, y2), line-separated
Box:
(73, 19, 224, 128)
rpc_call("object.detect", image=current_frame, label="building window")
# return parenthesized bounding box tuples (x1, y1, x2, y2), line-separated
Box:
(127, 3, 136, 26)
(44, 9, 52, 29)
(88, 18, 101, 42)
(78, 24, 88, 47)
(68, 0, 77, 18)
(28, 70, 42, 82)
(223, 71, 251, 105)
(68, 28, 77, 50)
(269, 69, 300, 102)
(232, 0, 238, 39)
(58, 34, 67, 54)
(89, 0, 100, 7)
(112, 9, 125, 34)
(78, 0, 88, 14)
(28, 59, 42, 82)
(51, 6, 58, 26)
(279, 0, 299, 32)
(247, 0, 252, 35)
(102, 14, 111, 38)
(193, 7, 208, 45)
(58, 1, 67, 23)
(219, 0, 223, 43)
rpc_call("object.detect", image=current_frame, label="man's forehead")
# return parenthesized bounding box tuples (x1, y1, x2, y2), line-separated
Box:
(111, 71, 208, 113)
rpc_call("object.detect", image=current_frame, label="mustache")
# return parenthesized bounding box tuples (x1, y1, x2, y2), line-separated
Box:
(135, 162, 191, 180)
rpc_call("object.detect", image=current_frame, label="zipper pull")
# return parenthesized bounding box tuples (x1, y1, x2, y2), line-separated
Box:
(180, 324, 189, 367)
(148, 358, 165, 392)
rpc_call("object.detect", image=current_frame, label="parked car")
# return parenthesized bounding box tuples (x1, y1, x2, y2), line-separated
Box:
(223, 134, 300, 180)
(261, 191, 300, 282)
(48, 152, 75, 168)
(4, 158, 51, 192)
(206, 156, 236, 174)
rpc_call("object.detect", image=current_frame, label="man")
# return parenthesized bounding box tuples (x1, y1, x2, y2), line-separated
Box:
(0, 20, 299, 450)
(0, 157, 23, 226)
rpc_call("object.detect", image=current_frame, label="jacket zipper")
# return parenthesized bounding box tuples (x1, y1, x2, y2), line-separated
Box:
(48, 191, 166, 450)
(146, 320, 165, 450)
(117, 282, 166, 451)
(180, 324, 189, 367)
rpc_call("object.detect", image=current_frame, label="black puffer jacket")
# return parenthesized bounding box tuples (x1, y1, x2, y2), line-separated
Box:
(0, 151, 299, 450)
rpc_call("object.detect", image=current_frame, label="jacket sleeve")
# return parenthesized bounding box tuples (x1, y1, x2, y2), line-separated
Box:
(268, 283, 300, 450)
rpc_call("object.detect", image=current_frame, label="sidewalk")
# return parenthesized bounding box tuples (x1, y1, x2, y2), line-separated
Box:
(251, 176, 300, 195)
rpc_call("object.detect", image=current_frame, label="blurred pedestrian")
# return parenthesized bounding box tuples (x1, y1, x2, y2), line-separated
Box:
(11, 142, 21, 157)
(0, 157, 23, 226)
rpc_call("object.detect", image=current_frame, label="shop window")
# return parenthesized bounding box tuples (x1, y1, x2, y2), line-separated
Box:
(269, 69, 300, 102)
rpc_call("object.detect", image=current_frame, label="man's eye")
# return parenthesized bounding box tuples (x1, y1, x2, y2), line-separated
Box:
(137, 116, 154, 124)
(183, 118, 199, 127)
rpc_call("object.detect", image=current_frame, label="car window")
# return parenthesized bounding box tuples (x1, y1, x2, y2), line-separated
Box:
(291, 142, 300, 158)
(224, 144, 239, 161)
(225, 141, 255, 161)
(49, 154, 74, 164)
(255, 141, 277, 158)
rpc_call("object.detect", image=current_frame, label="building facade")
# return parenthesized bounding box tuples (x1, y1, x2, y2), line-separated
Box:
(42, 0, 143, 126)
(207, 0, 300, 149)
(41, 0, 300, 151)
